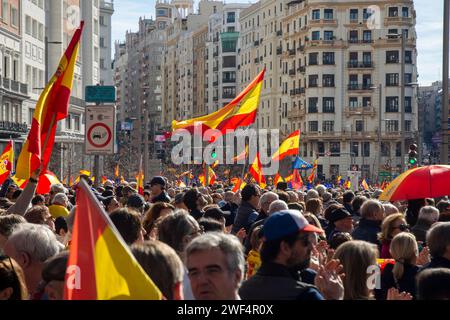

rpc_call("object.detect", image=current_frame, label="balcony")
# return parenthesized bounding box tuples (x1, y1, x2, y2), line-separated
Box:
(213, 95, 218, 102)
(213, 51, 219, 57)
(222, 92, 235, 99)
(276, 47, 282, 55)
(309, 19, 338, 26)
(384, 16, 414, 25)
(289, 48, 296, 56)
(0, 77, 28, 97)
(347, 61, 375, 68)
(290, 89, 295, 96)
(254, 57, 259, 63)
(289, 69, 296, 76)
(254, 40, 259, 46)
(70, 96, 85, 107)
(276, 30, 282, 36)
(0, 121, 28, 134)
(295, 87, 305, 95)
(213, 81, 219, 86)
(297, 45, 305, 51)
(213, 66, 219, 72)
(347, 83, 372, 91)
(222, 78, 235, 83)
(298, 66, 306, 73)
(348, 39, 374, 44)
(344, 107, 377, 117)
(288, 108, 305, 120)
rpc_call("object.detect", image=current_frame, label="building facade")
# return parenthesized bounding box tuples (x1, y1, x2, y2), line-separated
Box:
(99, 0, 114, 85)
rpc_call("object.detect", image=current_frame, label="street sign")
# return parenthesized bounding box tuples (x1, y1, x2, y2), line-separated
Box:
(85, 85, 116, 103)
(85, 105, 116, 155)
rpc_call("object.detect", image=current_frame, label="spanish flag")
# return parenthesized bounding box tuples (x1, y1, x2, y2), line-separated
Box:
(249, 152, 266, 189)
(101, 176, 108, 185)
(69, 176, 74, 187)
(199, 166, 217, 186)
(64, 179, 162, 300)
(272, 130, 300, 162)
(273, 173, 282, 185)
(172, 69, 265, 134)
(137, 156, 144, 195)
(292, 169, 303, 190)
(362, 179, 369, 191)
(0, 141, 14, 184)
(114, 164, 119, 178)
(16, 22, 84, 180)
(308, 159, 318, 183)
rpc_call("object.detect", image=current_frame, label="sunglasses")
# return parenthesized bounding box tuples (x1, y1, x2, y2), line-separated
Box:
(393, 224, 410, 232)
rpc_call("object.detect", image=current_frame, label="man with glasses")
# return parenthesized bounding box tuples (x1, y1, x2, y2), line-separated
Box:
(231, 184, 261, 235)
(239, 210, 344, 300)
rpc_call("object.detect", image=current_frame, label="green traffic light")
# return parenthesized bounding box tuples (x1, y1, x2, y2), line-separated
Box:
(211, 151, 217, 159)
(409, 158, 417, 165)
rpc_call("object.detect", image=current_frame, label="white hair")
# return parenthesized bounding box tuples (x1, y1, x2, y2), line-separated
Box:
(186, 232, 245, 283)
(305, 189, 320, 202)
(259, 192, 278, 208)
(8, 223, 63, 263)
(50, 183, 67, 194)
(316, 185, 326, 197)
(52, 193, 68, 206)
(268, 200, 289, 215)
(418, 206, 440, 224)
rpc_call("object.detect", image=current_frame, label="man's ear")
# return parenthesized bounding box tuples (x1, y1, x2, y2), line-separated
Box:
(20, 251, 31, 269)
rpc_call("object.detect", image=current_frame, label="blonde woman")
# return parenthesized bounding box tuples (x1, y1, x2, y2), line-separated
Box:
(334, 240, 379, 300)
(378, 213, 408, 258)
(379, 232, 422, 300)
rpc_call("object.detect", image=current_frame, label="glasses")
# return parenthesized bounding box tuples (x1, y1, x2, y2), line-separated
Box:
(393, 224, 410, 232)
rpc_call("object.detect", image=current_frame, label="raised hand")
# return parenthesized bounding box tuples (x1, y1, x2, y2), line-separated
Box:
(314, 259, 345, 300)
(417, 246, 431, 266)
(387, 288, 413, 300)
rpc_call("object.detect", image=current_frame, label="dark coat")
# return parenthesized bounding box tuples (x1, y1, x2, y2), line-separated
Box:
(377, 263, 419, 300)
(239, 262, 324, 300)
(352, 218, 382, 245)
(231, 201, 259, 234)
(151, 191, 171, 203)
(411, 219, 432, 244)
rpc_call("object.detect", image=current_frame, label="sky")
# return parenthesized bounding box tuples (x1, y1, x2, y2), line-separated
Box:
(112, 0, 444, 86)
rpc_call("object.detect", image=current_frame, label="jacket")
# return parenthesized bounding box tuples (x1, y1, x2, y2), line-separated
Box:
(239, 262, 324, 300)
(151, 191, 171, 203)
(380, 240, 392, 259)
(411, 219, 432, 244)
(375, 262, 418, 300)
(231, 201, 259, 234)
(220, 201, 239, 226)
(420, 256, 450, 271)
(352, 218, 382, 245)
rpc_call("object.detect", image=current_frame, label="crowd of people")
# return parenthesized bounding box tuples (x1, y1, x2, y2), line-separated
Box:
(1, 171, 450, 300)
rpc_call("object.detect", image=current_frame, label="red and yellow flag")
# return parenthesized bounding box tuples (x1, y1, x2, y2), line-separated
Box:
(249, 152, 266, 189)
(172, 69, 265, 134)
(362, 179, 369, 191)
(101, 176, 108, 185)
(232, 144, 249, 163)
(292, 169, 303, 190)
(64, 180, 162, 300)
(272, 130, 301, 162)
(199, 166, 216, 186)
(137, 156, 144, 195)
(0, 141, 14, 184)
(16, 22, 84, 180)
(69, 176, 74, 187)
(114, 164, 119, 178)
(273, 173, 282, 185)
(308, 159, 318, 183)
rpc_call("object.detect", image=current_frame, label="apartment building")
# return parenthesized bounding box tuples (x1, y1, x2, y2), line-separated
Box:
(0, 0, 29, 150)
(192, 25, 208, 117)
(99, 0, 114, 85)
(278, 0, 418, 181)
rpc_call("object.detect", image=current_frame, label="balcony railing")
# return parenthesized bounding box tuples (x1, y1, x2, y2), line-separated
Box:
(213, 81, 219, 86)
(276, 47, 282, 55)
(348, 39, 374, 44)
(295, 87, 305, 95)
(290, 89, 295, 96)
(254, 57, 259, 63)
(344, 107, 376, 116)
(254, 40, 259, 46)
(347, 61, 374, 68)
(222, 78, 236, 83)
(213, 66, 219, 72)
(222, 93, 235, 99)
(298, 45, 305, 51)
(213, 51, 218, 57)
(347, 83, 372, 91)
(276, 30, 282, 36)
(289, 69, 296, 76)
(289, 48, 296, 55)
(299, 66, 306, 73)
(0, 121, 28, 133)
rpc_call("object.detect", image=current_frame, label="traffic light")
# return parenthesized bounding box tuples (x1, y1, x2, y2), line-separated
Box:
(211, 148, 217, 159)
(408, 144, 418, 168)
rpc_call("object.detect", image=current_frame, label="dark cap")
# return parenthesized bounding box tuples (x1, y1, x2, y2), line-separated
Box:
(126, 194, 146, 210)
(328, 208, 352, 223)
(150, 176, 166, 188)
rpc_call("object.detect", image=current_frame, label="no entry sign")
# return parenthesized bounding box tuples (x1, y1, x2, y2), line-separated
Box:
(85, 105, 116, 155)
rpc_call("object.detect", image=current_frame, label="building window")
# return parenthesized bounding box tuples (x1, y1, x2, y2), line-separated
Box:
(389, 7, 399, 17)
(312, 31, 320, 40)
(323, 74, 335, 87)
(349, 30, 358, 42)
(396, 142, 402, 157)
(330, 142, 340, 156)
(386, 97, 399, 112)
(100, 16, 105, 26)
(309, 52, 318, 65)
(10, 6, 18, 27)
(324, 31, 334, 41)
(26, 16, 32, 35)
(312, 9, 320, 20)
(386, 51, 399, 63)
(405, 51, 413, 63)
(227, 12, 235, 23)
(363, 97, 372, 107)
(309, 121, 318, 132)
(350, 9, 358, 21)
(100, 37, 105, 48)
(355, 120, 364, 132)
(405, 73, 412, 85)
(308, 98, 318, 113)
(363, 8, 371, 21)
(323, 98, 335, 113)
(386, 73, 399, 86)
(351, 142, 359, 157)
(349, 97, 358, 108)
(330, 164, 339, 177)
(405, 120, 412, 132)
(362, 142, 370, 157)
(323, 120, 334, 132)
(74, 114, 81, 131)
(402, 7, 409, 17)
(381, 142, 390, 157)
(323, 52, 335, 64)
(405, 97, 412, 113)
(66, 114, 72, 130)
(324, 9, 333, 20)
(363, 30, 372, 42)
(309, 75, 318, 87)
(28, 108, 35, 125)
(386, 120, 399, 132)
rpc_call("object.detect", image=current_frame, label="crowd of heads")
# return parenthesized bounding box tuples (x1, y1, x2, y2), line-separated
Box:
(1, 174, 450, 301)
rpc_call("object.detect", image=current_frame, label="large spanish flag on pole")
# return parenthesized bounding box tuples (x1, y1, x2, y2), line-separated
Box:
(64, 179, 162, 300)
(172, 68, 265, 134)
(15, 22, 84, 180)
(272, 130, 301, 162)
